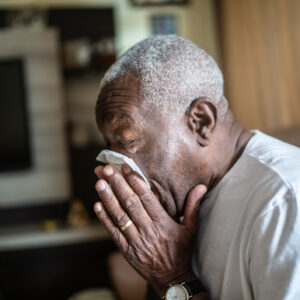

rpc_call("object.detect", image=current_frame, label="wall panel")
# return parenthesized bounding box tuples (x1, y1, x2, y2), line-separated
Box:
(219, 0, 300, 131)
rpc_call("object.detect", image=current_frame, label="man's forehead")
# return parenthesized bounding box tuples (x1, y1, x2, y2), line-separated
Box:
(96, 70, 165, 132)
(97, 71, 142, 112)
(97, 88, 142, 120)
(96, 74, 149, 127)
(100, 69, 140, 95)
(96, 89, 148, 138)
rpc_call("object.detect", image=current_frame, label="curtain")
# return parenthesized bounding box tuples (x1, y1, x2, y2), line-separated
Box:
(218, 0, 300, 131)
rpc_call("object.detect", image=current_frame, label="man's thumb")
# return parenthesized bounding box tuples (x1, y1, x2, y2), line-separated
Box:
(182, 184, 207, 235)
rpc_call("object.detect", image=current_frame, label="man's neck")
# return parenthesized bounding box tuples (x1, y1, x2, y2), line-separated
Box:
(208, 115, 253, 191)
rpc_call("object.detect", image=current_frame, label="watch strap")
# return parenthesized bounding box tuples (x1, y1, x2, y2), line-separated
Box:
(162, 280, 205, 299)
(183, 280, 205, 296)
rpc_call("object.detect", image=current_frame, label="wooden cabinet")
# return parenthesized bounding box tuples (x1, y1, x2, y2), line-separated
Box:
(0, 224, 116, 300)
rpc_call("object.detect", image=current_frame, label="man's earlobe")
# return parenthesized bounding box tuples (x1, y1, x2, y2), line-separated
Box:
(187, 98, 217, 147)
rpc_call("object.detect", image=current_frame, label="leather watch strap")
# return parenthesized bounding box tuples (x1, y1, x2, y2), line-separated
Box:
(183, 280, 205, 296)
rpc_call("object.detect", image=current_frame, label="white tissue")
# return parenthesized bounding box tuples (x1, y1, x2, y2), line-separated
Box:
(96, 150, 151, 188)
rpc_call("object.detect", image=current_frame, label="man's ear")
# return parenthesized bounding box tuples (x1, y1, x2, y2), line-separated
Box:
(187, 98, 217, 147)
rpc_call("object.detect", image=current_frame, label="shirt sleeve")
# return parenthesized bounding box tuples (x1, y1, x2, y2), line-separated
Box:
(248, 190, 300, 300)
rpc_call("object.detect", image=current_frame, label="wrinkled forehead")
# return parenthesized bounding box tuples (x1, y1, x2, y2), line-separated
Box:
(96, 71, 140, 118)
(96, 89, 154, 140)
(95, 70, 177, 137)
(96, 91, 140, 127)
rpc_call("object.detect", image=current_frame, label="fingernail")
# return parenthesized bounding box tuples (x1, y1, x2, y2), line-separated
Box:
(96, 181, 106, 191)
(94, 202, 102, 212)
(104, 165, 114, 176)
(123, 164, 131, 175)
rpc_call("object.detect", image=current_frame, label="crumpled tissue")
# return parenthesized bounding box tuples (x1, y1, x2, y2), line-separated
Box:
(96, 149, 150, 188)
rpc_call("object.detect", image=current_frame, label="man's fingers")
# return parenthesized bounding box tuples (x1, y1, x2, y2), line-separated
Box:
(95, 179, 139, 242)
(94, 165, 105, 179)
(182, 184, 207, 235)
(94, 201, 128, 253)
(101, 165, 153, 232)
(121, 164, 169, 222)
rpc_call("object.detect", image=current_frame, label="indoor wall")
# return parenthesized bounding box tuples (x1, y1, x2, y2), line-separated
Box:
(218, 0, 300, 132)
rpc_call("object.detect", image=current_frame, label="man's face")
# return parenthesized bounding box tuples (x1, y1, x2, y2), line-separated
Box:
(96, 74, 202, 218)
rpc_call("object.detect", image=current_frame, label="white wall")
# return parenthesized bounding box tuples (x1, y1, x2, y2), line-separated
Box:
(116, 0, 220, 62)
(0, 0, 220, 62)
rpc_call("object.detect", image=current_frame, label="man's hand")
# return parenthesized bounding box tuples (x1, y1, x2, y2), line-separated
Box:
(94, 163, 207, 297)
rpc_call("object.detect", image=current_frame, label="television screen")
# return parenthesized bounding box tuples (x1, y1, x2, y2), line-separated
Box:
(0, 58, 31, 171)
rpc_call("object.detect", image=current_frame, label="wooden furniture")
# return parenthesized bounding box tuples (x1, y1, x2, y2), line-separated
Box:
(0, 223, 116, 300)
(108, 252, 147, 300)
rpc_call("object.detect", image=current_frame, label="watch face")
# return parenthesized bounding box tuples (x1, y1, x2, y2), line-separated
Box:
(166, 285, 189, 300)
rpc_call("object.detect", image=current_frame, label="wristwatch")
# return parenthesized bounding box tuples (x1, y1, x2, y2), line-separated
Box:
(163, 280, 205, 300)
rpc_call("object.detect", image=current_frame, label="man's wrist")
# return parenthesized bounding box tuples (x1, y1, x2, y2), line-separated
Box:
(155, 270, 199, 297)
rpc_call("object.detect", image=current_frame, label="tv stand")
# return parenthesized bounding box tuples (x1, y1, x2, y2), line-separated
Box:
(0, 222, 116, 300)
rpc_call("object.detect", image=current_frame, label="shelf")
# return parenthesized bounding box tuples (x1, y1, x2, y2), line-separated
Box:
(0, 221, 110, 251)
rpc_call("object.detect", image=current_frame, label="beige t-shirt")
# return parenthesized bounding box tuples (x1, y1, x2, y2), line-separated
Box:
(192, 130, 300, 300)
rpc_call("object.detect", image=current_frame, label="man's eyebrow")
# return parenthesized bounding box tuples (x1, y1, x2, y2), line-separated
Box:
(100, 111, 137, 136)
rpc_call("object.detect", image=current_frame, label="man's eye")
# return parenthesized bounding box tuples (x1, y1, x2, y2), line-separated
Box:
(120, 140, 136, 148)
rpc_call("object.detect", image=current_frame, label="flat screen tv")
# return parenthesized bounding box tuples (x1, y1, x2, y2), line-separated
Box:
(0, 29, 71, 210)
(0, 58, 31, 171)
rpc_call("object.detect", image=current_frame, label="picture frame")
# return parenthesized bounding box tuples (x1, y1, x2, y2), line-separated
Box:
(151, 15, 178, 35)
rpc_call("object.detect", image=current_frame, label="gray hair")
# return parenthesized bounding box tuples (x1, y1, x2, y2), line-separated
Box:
(100, 35, 227, 113)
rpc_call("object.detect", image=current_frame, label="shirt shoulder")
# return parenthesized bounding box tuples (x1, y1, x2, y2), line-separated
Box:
(244, 130, 300, 203)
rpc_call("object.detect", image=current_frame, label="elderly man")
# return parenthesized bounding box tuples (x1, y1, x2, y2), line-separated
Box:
(93, 35, 300, 300)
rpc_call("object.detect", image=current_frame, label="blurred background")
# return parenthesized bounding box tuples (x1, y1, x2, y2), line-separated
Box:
(0, 0, 299, 300)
